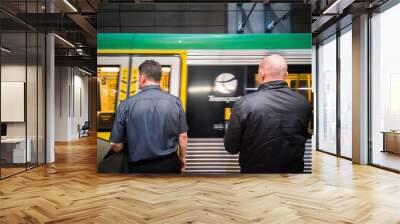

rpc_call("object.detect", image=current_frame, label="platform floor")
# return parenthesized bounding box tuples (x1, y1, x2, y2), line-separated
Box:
(0, 136, 400, 223)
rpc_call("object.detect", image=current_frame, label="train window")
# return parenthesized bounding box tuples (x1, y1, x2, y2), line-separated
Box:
(161, 66, 171, 92)
(290, 80, 297, 88)
(97, 66, 120, 113)
(245, 65, 259, 94)
(298, 79, 309, 100)
(286, 74, 312, 103)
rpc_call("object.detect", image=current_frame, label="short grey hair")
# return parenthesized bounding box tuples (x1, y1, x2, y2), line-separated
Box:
(139, 60, 162, 82)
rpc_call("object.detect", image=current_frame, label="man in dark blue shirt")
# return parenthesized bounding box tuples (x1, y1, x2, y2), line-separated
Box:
(110, 60, 188, 173)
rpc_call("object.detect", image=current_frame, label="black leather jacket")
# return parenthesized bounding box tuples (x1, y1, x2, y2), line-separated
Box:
(224, 80, 312, 173)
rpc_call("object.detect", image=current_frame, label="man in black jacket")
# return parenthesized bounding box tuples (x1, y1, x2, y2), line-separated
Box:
(224, 55, 312, 173)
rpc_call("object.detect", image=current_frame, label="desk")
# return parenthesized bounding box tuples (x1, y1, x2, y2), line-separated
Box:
(1, 138, 31, 163)
(382, 131, 400, 154)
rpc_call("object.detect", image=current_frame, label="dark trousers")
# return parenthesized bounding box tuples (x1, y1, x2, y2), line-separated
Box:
(128, 153, 181, 173)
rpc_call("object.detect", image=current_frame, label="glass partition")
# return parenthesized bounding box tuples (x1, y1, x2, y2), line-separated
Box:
(38, 32, 46, 165)
(27, 30, 38, 169)
(339, 28, 352, 158)
(370, 4, 400, 171)
(0, 2, 46, 179)
(1, 30, 28, 177)
(317, 36, 337, 154)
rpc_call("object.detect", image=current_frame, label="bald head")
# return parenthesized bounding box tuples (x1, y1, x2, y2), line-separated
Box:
(258, 55, 288, 84)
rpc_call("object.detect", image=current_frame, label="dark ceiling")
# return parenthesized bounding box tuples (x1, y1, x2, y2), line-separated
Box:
(1, 0, 310, 73)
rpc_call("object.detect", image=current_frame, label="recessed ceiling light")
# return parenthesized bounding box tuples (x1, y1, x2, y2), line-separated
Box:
(323, 0, 354, 15)
(54, 34, 75, 48)
(63, 0, 78, 12)
(1, 47, 11, 53)
(98, 67, 120, 73)
(78, 68, 93, 76)
(162, 67, 171, 73)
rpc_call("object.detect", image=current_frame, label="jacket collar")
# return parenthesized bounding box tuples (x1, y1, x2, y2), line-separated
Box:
(258, 80, 288, 91)
(141, 84, 161, 92)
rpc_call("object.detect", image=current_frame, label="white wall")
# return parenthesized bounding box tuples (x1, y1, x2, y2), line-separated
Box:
(1, 64, 26, 82)
(1, 63, 46, 164)
(1, 65, 26, 139)
(71, 72, 89, 138)
(1, 65, 38, 138)
(55, 67, 89, 141)
(55, 66, 69, 141)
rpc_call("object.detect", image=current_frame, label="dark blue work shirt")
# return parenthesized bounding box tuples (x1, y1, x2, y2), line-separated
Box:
(110, 85, 188, 162)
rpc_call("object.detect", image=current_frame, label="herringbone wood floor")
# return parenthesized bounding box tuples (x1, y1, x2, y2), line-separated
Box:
(1, 136, 400, 224)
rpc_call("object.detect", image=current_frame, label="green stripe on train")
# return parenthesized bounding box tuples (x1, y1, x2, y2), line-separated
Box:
(98, 33, 311, 50)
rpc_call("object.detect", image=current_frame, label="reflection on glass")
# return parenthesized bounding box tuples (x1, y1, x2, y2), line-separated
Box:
(188, 86, 212, 93)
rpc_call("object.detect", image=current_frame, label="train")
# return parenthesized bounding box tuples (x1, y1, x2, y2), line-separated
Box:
(96, 33, 313, 173)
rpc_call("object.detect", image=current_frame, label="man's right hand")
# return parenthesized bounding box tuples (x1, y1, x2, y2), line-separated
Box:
(179, 155, 186, 171)
(178, 132, 188, 172)
(110, 142, 124, 152)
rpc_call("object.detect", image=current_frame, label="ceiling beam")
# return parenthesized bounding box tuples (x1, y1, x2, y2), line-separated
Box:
(67, 13, 97, 46)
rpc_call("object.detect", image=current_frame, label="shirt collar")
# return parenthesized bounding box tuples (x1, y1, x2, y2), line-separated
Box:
(258, 80, 288, 91)
(141, 85, 161, 92)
